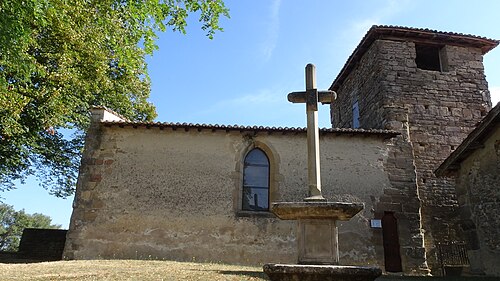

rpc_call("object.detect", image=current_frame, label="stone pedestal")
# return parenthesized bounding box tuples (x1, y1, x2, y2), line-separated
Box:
(264, 202, 381, 281)
(298, 219, 338, 265)
(264, 264, 382, 281)
(272, 201, 363, 266)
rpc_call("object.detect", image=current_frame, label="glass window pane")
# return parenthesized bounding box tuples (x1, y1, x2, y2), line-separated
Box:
(242, 148, 270, 211)
(352, 100, 360, 128)
(242, 187, 269, 211)
(244, 149, 269, 166)
(243, 165, 269, 187)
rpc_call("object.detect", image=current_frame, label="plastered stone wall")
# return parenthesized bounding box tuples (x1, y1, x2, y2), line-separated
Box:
(65, 117, 398, 268)
(454, 127, 500, 276)
(331, 38, 492, 274)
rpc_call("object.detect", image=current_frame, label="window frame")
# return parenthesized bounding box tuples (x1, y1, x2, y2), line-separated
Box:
(234, 141, 280, 218)
(241, 148, 270, 212)
(352, 100, 360, 129)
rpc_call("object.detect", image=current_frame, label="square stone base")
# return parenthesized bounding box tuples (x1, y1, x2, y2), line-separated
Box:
(263, 264, 382, 281)
(298, 219, 338, 264)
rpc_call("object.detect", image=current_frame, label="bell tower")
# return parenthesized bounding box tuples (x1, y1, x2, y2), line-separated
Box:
(329, 25, 498, 273)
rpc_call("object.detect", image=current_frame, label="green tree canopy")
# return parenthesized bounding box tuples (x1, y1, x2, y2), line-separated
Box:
(0, 203, 61, 251)
(0, 0, 229, 197)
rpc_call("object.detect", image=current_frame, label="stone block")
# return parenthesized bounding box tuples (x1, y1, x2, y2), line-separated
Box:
(388, 174, 413, 183)
(383, 188, 405, 196)
(375, 202, 402, 212)
(83, 211, 97, 221)
(384, 121, 403, 130)
(403, 246, 426, 259)
(451, 108, 463, 116)
(297, 219, 338, 265)
(263, 264, 382, 281)
(80, 191, 92, 201)
(402, 202, 421, 213)
(89, 174, 102, 182)
(395, 157, 414, 169)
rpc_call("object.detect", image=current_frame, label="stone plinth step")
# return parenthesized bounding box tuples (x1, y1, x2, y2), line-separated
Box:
(271, 202, 364, 220)
(263, 264, 382, 281)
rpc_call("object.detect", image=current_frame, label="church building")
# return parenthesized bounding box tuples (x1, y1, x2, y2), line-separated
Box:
(64, 26, 498, 276)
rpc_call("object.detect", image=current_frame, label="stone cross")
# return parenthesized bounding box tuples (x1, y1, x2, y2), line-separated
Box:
(288, 64, 336, 201)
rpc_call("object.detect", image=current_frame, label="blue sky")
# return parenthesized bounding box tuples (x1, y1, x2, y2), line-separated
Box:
(3, 0, 500, 228)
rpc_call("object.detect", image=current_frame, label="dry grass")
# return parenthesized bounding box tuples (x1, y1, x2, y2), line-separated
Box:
(2, 260, 499, 281)
(0, 260, 269, 281)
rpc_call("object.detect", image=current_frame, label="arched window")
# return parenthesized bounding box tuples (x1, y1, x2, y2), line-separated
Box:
(242, 148, 270, 211)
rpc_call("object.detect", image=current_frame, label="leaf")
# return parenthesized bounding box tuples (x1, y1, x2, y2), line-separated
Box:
(0, 0, 229, 196)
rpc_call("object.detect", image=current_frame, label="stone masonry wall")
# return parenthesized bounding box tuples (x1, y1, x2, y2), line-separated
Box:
(331, 41, 386, 129)
(64, 112, 397, 269)
(331, 38, 492, 274)
(331, 40, 428, 274)
(454, 127, 500, 276)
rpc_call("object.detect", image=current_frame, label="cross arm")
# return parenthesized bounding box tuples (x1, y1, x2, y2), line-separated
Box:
(319, 90, 337, 104)
(287, 90, 337, 104)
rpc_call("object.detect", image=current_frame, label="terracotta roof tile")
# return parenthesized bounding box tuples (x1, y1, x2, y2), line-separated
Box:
(101, 120, 399, 137)
(329, 25, 499, 92)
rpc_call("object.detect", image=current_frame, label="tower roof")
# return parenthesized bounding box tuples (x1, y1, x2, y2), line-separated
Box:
(329, 25, 499, 92)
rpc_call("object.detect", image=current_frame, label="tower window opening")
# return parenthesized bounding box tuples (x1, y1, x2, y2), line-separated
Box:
(415, 44, 443, 71)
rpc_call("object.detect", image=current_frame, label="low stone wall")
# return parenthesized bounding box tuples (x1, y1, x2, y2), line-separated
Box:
(18, 228, 67, 260)
(0, 229, 67, 262)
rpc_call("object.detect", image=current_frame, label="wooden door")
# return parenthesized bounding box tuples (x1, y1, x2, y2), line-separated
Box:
(382, 212, 403, 272)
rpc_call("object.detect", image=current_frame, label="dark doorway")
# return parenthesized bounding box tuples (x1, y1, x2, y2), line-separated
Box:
(382, 212, 403, 272)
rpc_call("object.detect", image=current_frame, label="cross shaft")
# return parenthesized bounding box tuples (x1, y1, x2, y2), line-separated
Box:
(287, 64, 336, 201)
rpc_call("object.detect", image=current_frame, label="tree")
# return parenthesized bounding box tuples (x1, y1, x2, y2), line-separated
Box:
(0, 0, 229, 197)
(0, 203, 61, 251)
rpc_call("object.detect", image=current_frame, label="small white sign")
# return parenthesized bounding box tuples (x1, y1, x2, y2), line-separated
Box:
(370, 219, 382, 228)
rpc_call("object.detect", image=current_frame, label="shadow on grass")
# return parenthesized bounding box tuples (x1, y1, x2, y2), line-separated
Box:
(0, 259, 48, 264)
(217, 270, 269, 279)
(214, 271, 500, 281)
(212, 269, 500, 281)
(0, 251, 60, 264)
(377, 276, 500, 281)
